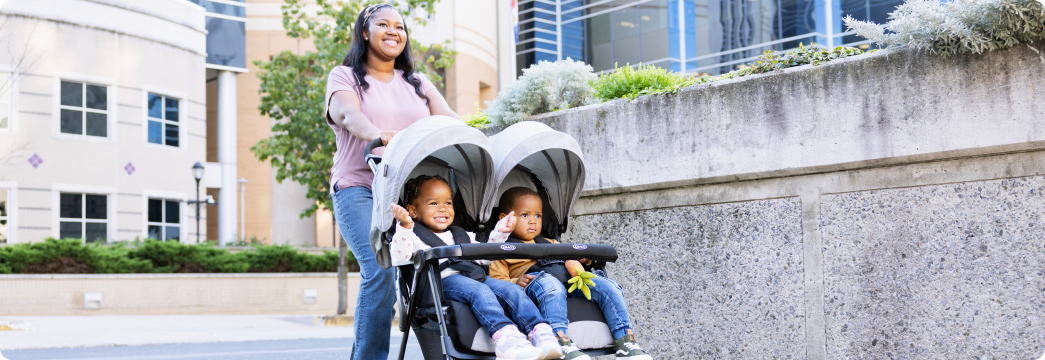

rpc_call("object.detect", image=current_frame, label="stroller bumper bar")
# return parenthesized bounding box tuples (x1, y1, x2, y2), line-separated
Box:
(413, 243, 618, 264)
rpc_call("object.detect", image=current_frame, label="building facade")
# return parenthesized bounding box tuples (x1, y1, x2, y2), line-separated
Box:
(0, 0, 209, 244)
(515, 0, 902, 75)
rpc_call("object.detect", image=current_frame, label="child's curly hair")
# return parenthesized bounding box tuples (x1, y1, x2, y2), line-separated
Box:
(403, 174, 450, 205)
(498, 186, 540, 214)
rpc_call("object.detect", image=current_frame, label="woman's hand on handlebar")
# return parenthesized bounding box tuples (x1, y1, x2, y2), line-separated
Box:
(391, 203, 413, 229)
(379, 131, 397, 145)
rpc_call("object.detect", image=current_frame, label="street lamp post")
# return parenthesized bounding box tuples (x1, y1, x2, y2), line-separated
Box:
(191, 162, 205, 243)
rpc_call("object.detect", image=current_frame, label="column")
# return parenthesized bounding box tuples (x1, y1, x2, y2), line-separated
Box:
(217, 71, 237, 246)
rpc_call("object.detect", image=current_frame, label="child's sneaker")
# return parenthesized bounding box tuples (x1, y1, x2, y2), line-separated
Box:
(613, 330, 652, 360)
(527, 323, 564, 360)
(557, 331, 591, 360)
(494, 325, 543, 360)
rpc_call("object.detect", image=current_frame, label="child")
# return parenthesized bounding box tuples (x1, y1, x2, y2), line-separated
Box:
(489, 187, 653, 360)
(390, 175, 563, 360)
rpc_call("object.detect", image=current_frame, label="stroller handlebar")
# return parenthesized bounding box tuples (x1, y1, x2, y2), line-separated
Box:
(415, 243, 618, 263)
(364, 138, 383, 174)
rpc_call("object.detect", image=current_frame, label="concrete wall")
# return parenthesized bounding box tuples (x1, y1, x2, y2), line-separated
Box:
(522, 45, 1045, 359)
(0, 273, 360, 316)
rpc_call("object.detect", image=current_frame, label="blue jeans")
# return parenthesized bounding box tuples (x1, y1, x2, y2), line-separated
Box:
(334, 186, 395, 360)
(442, 274, 549, 335)
(525, 271, 632, 339)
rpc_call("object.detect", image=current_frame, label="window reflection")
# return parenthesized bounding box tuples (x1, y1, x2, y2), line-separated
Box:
(205, 17, 246, 68)
(518, 0, 903, 76)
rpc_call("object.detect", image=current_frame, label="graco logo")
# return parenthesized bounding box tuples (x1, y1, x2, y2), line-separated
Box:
(500, 244, 516, 251)
(572, 244, 587, 250)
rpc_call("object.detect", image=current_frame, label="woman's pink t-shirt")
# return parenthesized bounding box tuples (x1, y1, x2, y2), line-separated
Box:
(325, 66, 435, 191)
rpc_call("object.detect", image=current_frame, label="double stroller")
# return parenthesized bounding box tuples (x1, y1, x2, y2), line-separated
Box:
(366, 116, 621, 360)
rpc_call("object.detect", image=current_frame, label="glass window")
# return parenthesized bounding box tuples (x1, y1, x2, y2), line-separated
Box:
(0, 189, 8, 244)
(59, 192, 107, 243)
(205, 17, 246, 68)
(58, 81, 107, 137)
(147, 93, 179, 147)
(148, 198, 180, 241)
(612, 6, 642, 67)
(640, 0, 670, 63)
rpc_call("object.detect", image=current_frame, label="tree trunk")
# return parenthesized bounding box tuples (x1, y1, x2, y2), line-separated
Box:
(336, 215, 348, 315)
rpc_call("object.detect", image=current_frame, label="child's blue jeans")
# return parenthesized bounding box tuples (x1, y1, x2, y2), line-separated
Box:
(524, 271, 632, 339)
(442, 274, 548, 335)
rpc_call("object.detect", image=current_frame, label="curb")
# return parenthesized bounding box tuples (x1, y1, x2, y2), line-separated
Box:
(319, 315, 353, 327)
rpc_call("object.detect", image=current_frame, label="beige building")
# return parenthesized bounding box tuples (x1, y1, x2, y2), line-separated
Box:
(0, 0, 209, 244)
(0, 0, 517, 246)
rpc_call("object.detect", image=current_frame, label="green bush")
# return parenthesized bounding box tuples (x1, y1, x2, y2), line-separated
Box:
(0, 238, 348, 274)
(844, 0, 1045, 56)
(590, 64, 698, 101)
(695, 44, 865, 85)
(463, 102, 491, 129)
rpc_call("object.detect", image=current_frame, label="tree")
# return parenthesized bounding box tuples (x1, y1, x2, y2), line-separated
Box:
(251, 0, 455, 219)
(251, 0, 455, 315)
(0, 16, 39, 181)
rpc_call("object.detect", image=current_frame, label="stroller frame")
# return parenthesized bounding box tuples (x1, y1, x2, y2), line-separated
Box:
(363, 118, 617, 360)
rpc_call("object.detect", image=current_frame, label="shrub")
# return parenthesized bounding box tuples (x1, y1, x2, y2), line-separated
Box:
(0, 238, 347, 274)
(844, 0, 1045, 56)
(463, 102, 491, 129)
(483, 59, 597, 126)
(590, 64, 698, 101)
(695, 44, 865, 85)
(0, 238, 153, 274)
(129, 239, 245, 273)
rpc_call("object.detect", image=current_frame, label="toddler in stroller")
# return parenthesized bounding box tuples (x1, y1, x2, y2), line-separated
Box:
(389, 175, 563, 360)
(490, 187, 653, 360)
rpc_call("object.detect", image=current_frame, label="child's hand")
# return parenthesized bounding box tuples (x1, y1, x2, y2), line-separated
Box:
(565, 260, 585, 278)
(391, 203, 413, 229)
(496, 211, 516, 233)
(516, 274, 535, 289)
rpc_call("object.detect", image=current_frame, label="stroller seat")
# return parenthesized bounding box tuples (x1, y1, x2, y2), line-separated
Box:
(450, 298, 615, 353)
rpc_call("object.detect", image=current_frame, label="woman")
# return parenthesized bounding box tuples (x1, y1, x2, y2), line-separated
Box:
(324, 4, 462, 359)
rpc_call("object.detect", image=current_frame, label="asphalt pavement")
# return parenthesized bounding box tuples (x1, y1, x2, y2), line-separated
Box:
(0, 337, 424, 360)
(0, 315, 425, 360)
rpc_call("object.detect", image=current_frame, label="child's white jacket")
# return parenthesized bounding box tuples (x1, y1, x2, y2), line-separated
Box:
(390, 224, 510, 279)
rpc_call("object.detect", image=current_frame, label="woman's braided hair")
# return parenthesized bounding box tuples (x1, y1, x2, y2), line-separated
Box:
(404, 174, 450, 205)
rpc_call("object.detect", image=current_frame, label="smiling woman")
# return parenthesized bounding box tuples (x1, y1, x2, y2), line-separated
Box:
(321, 4, 463, 360)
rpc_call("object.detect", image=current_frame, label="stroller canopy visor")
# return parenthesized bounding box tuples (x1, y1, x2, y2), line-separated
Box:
(486, 121, 586, 230)
(369, 115, 495, 269)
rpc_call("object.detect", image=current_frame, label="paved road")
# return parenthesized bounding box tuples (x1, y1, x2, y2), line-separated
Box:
(1, 337, 425, 360)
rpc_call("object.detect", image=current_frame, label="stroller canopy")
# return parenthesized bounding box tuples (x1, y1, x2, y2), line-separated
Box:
(369, 115, 495, 268)
(486, 121, 586, 238)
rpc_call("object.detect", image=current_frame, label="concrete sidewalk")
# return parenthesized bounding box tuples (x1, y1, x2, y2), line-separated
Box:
(0, 315, 393, 351)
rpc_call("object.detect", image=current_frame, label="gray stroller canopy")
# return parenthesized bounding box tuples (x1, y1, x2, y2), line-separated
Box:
(486, 121, 586, 234)
(369, 115, 495, 269)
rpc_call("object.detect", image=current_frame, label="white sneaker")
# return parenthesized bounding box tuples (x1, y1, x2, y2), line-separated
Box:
(527, 323, 564, 360)
(495, 325, 544, 360)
